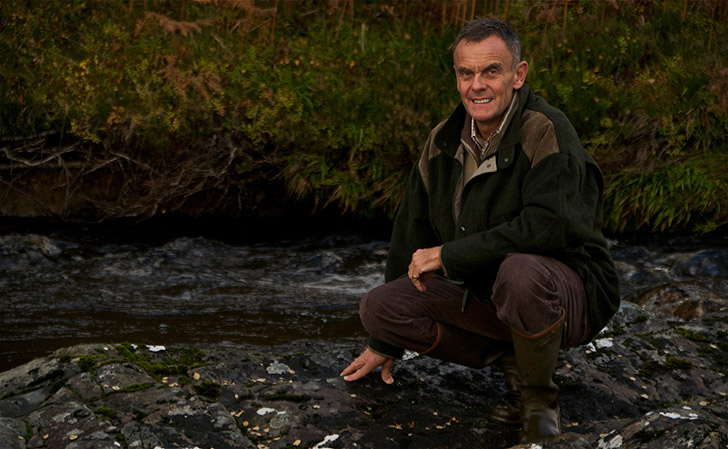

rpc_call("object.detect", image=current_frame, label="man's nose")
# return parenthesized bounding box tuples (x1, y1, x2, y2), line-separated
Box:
(472, 73, 488, 90)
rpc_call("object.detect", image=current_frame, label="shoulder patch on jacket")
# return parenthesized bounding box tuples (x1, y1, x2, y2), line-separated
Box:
(417, 119, 448, 194)
(520, 109, 559, 167)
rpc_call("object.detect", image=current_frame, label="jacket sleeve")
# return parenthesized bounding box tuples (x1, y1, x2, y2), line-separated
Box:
(384, 157, 441, 282)
(367, 337, 406, 359)
(440, 149, 604, 280)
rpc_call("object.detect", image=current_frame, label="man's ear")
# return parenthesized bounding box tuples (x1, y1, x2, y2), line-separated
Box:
(513, 61, 529, 89)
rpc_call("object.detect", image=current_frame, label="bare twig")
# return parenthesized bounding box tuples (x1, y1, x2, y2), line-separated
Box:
(0, 143, 79, 167)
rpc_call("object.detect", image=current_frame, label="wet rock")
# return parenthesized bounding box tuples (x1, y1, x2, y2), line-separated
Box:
(0, 417, 26, 449)
(301, 250, 344, 272)
(636, 282, 727, 322)
(672, 249, 728, 277)
(1, 299, 727, 449)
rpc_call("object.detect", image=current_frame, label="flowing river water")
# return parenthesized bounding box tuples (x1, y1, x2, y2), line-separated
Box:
(2, 219, 727, 373)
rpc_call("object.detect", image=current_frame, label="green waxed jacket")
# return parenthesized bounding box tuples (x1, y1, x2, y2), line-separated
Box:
(372, 83, 620, 357)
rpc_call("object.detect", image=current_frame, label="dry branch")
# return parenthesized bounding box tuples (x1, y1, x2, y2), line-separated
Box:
(0, 142, 80, 167)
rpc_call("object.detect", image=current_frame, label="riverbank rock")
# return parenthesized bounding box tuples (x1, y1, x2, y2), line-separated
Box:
(1, 297, 727, 449)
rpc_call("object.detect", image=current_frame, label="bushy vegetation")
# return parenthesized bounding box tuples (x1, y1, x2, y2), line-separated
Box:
(1, 0, 726, 232)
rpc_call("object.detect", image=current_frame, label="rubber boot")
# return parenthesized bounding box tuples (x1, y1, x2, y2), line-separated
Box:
(511, 313, 564, 444)
(488, 350, 521, 425)
(421, 322, 508, 369)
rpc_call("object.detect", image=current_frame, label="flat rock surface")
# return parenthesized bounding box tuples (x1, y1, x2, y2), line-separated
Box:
(1, 297, 727, 449)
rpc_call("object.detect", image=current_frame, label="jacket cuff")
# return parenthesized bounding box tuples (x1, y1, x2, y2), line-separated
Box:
(368, 336, 405, 359)
(439, 249, 450, 279)
(440, 240, 465, 280)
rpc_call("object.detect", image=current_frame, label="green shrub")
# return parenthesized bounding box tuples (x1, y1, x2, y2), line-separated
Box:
(1, 0, 726, 231)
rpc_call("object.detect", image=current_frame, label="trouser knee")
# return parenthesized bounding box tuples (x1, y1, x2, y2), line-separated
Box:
(358, 286, 385, 336)
(491, 254, 566, 337)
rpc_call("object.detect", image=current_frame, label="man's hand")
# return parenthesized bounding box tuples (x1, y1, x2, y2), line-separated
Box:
(340, 347, 395, 384)
(408, 246, 443, 292)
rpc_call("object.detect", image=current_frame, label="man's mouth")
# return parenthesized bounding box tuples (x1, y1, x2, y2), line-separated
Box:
(472, 98, 492, 104)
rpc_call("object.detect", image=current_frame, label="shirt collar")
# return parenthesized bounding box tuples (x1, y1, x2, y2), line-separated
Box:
(468, 91, 520, 159)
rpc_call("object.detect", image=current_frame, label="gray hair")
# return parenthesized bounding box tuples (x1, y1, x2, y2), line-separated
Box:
(452, 17, 522, 70)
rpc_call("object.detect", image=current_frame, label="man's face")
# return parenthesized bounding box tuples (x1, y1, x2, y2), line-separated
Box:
(453, 36, 528, 137)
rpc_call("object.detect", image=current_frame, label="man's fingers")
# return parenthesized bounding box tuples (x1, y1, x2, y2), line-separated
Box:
(342, 367, 369, 382)
(341, 348, 396, 384)
(412, 273, 428, 292)
(341, 357, 375, 382)
(380, 358, 395, 384)
(339, 361, 361, 378)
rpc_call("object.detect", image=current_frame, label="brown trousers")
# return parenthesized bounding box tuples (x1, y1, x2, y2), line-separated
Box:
(360, 254, 590, 353)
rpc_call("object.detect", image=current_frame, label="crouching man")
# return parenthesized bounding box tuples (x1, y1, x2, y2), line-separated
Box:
(341, 17, 620, 444)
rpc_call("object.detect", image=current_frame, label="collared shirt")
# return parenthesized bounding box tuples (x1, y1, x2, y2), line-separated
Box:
(453, 92, 520, 220)
(467, 92, 518, 163)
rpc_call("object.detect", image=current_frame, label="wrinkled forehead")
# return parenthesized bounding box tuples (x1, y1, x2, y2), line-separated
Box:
(453, 37, 514, 68)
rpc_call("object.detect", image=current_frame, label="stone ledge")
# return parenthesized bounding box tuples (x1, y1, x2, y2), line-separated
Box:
(1, 301, 727, 449)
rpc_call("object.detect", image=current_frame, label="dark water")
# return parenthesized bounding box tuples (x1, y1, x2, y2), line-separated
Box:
(2, 219, 727, 373)
(0, 219, 390, 372)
